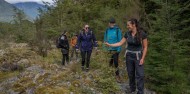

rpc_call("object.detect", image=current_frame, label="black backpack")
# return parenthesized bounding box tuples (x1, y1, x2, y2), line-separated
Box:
(56, 36, 62, 48)
(56, 35, 68, 49)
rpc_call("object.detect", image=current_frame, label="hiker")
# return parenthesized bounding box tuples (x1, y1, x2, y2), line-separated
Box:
(104, 18, 122, 82)
(70, 34, 78, 61)
(57, 31, 70, 66)
(76, 24, 98, 72)
(105, 18, 148, 94)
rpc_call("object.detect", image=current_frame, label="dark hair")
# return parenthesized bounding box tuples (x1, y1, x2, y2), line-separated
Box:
(128, 18, 142, 44)
(109, 17, 116, 23)
(64, 35, 68, 40)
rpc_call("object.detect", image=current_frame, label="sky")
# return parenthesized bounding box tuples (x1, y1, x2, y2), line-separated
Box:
(5, 0, 53, 4)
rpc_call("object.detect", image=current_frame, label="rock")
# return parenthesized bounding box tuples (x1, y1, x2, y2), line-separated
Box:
(117, 82, 129, 92)
(7, 89, 20, 94)
(39, 84, 43, 87)
(33, 73, 41, 83)
(9, 43, 28, 49)
(88, 74, 94, 79)
(26, 65, 44, 73)
(57, 81, 67, 86)
(67, 82, 71, 87)
(118, 80, 156, 94)
(7, 76, 19, 84)
(26, 88, 35, 94)
(144, 89, 156, 94)
(15, 65, 46, 86)
(90, 88, 94, 91)
(74, 73, 81, 79)
(50, 64, 59, 69)
(33, 72, 51, 83)
(74, 83, 79, 87)
(0, 62, 22, 72)
(72, 79, 81, 87)
(17, 59, 30, 68)
(0, 50, 5, 57)
(0, 76, 20, 93)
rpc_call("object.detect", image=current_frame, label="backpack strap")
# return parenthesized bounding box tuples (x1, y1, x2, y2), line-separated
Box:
(80, 30, 92, 36)
(105, 28, 109, 42)
(91, 30, 93, 36)
(80, 30, 84, 35)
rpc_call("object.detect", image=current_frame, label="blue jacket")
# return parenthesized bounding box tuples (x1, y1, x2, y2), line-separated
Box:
(104, 25, 122, 52)
(76, 30, 98, 51)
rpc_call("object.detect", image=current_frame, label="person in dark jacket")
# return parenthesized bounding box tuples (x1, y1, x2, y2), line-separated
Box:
(76, 24, 98, 71)
(105, 18, 148, 94)
(59, 32, 70, 66)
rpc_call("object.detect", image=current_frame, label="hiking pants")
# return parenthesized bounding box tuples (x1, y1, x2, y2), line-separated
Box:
(109, 52, 120, 76)
(61, 49, 69, 65)
(81, 50, 92, 68)
(126, 52, 144, 94)
(71, 46, 78, 59)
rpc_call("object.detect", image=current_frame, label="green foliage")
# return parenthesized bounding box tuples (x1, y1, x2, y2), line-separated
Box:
(40, 0, 143, 40)
(141, 0, 190, 93)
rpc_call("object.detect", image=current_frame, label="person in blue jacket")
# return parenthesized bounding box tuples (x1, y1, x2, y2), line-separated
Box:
(104, 18, 122, 82)
(76, 24, 98, 72)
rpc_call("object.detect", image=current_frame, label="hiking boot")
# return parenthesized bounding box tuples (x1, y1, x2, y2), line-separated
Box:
(130, 91, 136, 94)
(76, 59, 80, 62)
(116, 75, 121, 83)
(67, 61, 69, 64)
(86, 68, 89, 72)
(81, 66, 85, 71)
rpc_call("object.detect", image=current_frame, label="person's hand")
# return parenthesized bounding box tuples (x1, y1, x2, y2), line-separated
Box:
(139, 58, 144, 65)
(76, 49, 80, 53)
(94, 47, 98, 51)
(104, 42, 111, 47)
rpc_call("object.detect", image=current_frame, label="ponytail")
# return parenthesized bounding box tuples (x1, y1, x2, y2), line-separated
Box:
(128, 18, 142, 44)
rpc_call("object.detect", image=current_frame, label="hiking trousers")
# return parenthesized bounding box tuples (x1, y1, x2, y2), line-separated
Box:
(61, 49, 69, 65)
(71, 46, 78, 59)
(81, 50, 92, 69)
(109, 51, 120, 76)
(126, 52, 144, 94)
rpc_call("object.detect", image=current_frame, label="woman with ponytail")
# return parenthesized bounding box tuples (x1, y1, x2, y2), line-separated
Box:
(105, 18, 148, 94)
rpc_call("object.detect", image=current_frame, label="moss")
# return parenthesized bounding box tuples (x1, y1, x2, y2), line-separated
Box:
(81, 88, 94, 94)
(1, 46, 125, 93)
(18, 77, 32, 83)
(25, 82, 36, 88)
(35, 86, 70, 94)
(43, 49, 62, 64)
(69, 62, 81, 73)
(12, 77, 36, 92)
(0, 71, 19, 82)
(50, 72, 68, 81)
(12, 83, 26, 93)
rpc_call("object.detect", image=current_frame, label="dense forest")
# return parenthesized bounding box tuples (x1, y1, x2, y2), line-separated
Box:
(0, 0, 190, 93)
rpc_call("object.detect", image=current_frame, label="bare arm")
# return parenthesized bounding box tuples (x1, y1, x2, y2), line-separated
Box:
(142, 39, 148, 60)
(105, 37, 126, 47)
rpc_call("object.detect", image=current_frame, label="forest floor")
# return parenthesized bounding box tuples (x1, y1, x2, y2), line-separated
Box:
(0, 43, 156, 94)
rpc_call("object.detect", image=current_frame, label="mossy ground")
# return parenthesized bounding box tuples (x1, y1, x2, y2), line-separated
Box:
(0, 43, 128, 94)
